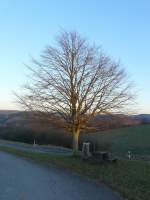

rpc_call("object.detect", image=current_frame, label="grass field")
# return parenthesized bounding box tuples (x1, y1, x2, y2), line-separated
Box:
(82, 124, 150, 157)
(0, 146, 150, 200)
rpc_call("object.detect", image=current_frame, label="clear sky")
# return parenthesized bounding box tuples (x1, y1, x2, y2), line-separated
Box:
(0, 0, 150, 113)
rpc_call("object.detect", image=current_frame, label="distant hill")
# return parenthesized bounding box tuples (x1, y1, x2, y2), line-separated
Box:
(0, 110, 150, 129)
(0, 110, 33, 128)
(132, 114, 150, 123)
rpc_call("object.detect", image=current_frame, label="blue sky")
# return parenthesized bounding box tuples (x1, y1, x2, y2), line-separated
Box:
(0, 0, 150, 113)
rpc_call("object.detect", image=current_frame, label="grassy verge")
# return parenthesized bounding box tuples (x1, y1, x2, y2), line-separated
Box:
(0, 146, 150, 200)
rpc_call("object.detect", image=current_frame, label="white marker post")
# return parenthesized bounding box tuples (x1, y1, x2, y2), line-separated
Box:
(33, 139, 36, 147)
(128, 151, 131, 160)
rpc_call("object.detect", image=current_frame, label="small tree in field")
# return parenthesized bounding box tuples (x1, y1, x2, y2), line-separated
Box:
(16, 31, 134, 154)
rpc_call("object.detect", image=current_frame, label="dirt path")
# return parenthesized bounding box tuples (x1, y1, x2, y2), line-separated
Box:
(0, 151, 122, 200)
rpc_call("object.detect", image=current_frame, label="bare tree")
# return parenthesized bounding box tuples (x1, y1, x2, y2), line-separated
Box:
(16, 31, 134, 154)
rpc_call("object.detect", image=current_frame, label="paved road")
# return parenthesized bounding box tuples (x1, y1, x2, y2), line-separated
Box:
(0, 152, 122, 200)
(0, 140, 72, 156)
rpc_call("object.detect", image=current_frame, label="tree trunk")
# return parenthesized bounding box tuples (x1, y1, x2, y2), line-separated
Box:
(72, 128, 80, 155)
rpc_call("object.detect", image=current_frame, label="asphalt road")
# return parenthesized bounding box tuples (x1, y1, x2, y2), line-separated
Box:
(0, 151, 122, 200)
(0, 140, 72, 156)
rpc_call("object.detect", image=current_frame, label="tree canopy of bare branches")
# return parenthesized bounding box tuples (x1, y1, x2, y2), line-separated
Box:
(16, 31, 134, 153)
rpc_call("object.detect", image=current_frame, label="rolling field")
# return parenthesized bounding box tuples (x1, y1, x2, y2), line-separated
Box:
(82, 124, 150, 157)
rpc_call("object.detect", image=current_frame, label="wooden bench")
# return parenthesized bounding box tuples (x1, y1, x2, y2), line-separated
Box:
(92, 151, 117, 162)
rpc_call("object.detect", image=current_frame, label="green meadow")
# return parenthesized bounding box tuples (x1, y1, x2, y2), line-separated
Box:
(82, 124, 150, 157)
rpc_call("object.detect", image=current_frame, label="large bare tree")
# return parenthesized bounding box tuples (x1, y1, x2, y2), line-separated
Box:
(16, 31, 134, 153)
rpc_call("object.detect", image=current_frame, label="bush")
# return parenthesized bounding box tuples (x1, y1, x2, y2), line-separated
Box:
(0, 126, 72, 148)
